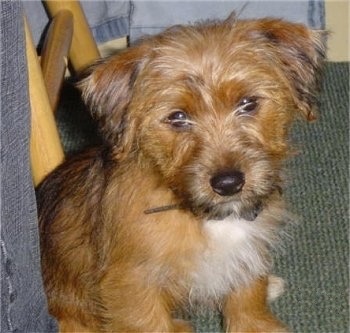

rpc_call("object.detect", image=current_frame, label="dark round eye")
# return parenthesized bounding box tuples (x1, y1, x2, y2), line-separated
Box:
(237, 97, 258, 114)
(165, 110, 192, 129)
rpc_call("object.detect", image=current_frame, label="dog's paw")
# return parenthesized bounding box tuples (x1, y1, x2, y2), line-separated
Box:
(267, 275, 286, 302)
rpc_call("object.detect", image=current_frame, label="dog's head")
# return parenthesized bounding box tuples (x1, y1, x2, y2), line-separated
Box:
(79, 15, 326, 218)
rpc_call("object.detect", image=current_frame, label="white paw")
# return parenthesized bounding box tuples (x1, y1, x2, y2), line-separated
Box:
(267, 275, 286, 302)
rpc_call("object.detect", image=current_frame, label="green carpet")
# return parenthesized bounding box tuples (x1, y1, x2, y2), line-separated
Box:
(272, 62, 349, 333)
(56, 62, 349, 333)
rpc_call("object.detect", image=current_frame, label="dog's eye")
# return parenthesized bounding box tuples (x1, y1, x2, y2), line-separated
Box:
(237, 97, 258, 115)
(164, 110, 192, 129)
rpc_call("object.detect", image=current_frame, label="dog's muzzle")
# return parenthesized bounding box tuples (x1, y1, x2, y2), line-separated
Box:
(210, 170, 245, 196)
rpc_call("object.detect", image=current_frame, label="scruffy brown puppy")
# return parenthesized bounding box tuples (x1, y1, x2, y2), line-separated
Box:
(37, 14, 325, 332)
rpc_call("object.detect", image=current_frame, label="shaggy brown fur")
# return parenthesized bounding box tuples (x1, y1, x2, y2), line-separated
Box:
(37, 14, 325, 332)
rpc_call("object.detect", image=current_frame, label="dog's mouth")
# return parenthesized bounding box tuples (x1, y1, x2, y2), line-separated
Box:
(203, 199, 263, 221)
(144, 185, 282, 222)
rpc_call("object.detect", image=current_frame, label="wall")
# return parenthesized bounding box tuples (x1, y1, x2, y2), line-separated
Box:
(325, 0, 349, 61)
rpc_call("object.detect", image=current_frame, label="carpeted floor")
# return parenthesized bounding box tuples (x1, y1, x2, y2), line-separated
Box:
(56, 62, 349, 333)
(272, 62, 349, 333)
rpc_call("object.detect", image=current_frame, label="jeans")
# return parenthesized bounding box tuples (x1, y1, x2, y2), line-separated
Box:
(0, 1, 58, 332)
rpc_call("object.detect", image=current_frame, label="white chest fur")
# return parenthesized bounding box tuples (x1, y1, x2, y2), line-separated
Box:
(190, 214, 279, 302)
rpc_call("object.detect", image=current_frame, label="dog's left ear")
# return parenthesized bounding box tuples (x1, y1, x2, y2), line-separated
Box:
(78, 43, 150, 156)
(246, 19, 327, 121)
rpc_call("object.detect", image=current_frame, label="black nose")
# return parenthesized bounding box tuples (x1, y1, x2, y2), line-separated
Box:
(210, 170, 245, 196)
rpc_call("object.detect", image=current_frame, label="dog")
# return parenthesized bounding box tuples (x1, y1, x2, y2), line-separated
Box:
(37, 14, 325, 332)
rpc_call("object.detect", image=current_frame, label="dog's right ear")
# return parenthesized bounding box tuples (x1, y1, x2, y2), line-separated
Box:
(78, 43, 150, 155)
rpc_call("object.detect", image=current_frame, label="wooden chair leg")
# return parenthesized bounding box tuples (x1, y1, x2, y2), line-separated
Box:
(25, 17, 64, 186)
(27, 1, 101, 185)
(43, 0, 101, 73)
(40, 9, 73, 111)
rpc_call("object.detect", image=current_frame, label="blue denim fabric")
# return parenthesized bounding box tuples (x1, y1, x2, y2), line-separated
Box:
(81, 0, 131, 43)
(129, 0, 325, 42)
(0, 1, 58, 332)
(23, 1, 324, 47)
(23, 0, 131, 47)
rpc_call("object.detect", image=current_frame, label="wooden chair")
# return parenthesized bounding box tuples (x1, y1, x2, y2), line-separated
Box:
(25, 0, 101, 186)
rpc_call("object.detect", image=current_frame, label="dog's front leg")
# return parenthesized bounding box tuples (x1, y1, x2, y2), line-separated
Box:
(223, 277, 289, 333)
(105, 299, 193, 332)
(101, 282, 193, 332)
